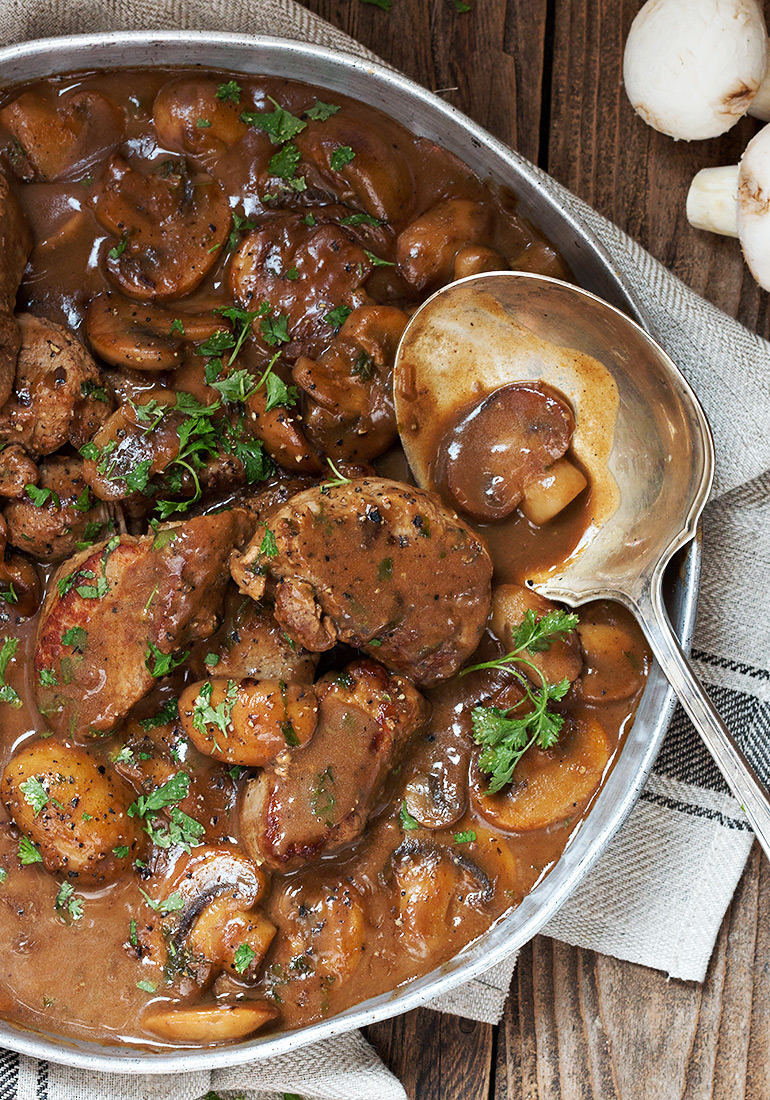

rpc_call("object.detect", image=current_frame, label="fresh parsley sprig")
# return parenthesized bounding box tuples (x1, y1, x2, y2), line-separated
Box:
(462, 607, 578, 794)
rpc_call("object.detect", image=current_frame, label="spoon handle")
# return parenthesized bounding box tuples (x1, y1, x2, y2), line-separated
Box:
(636, 583, 770, 859)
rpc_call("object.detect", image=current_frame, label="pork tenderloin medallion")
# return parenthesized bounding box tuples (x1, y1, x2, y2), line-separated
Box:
(230, 476, 493, 686)
(239, 658, 428, 870)
(35, 509, 252, 738)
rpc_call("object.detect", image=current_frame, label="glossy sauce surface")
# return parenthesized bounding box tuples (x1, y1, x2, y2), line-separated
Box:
(0, 68, 649, 1048)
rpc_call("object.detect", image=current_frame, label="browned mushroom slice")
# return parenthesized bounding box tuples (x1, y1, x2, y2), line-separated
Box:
(34, 509, 252, 738)
(152, 78, 248, 156)
(396, 199, 496, 293)
(92, 154, 231, 301)
(470, 713, 612, 832)
(576, 602, 651, 703)
(0, 89, 124, 181)
(239, 659, 427, 871)
(230, 477, 493, 686)
(244, 378, 323, 474)
(490, 584, 583, 687)
(0, 175, 33, 407)
(178, 677, 319, 765)
(85, 293, 225, 371)
(295, 110, 415, 223)
(387, 838, 494, 958)
(143, 1002, 278, 1042)
(439, 383, 575, 522)
(2, 740, 142, 884)
(136, 846, 276, 1008)
(0, 313, 113, 457)
(293, 304, 408, 463)
(229, 213, 373, 360)
(4, 455, 113, 562)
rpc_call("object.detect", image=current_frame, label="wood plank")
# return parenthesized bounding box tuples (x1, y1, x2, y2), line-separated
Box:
(295, 5, 770, 1099)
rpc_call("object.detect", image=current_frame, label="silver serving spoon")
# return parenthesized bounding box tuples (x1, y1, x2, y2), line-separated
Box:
(394, 271, 770, 858)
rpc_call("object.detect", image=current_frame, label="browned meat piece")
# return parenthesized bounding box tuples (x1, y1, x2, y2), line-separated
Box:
(0, 174, 33, 407)
(0, 314, 113, 457)
(0, 443, 38, 498)
(230, 477, 493, 686)
(240, 659, 427, 870)
(152, 78, 248, 157)
(189, 589, 318, 683)
(85, 292, 225, 371)
(0, 90, 124, 182)
(238, 471, 318, 520)
(293, 304, 408, 462)
(4, 455, 113, 562)
(92, 154, 231, 301)
(396, 199, 496, 293)
(295, 111, 415, 224)
(229, 213, 373, 361)
(34, 509, 252, 738)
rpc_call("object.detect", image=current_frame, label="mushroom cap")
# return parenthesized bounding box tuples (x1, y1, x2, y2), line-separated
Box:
(623, 0, 769, 140)
(737, 122, 770, 289)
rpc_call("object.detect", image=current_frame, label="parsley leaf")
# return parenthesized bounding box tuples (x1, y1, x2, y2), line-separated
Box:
(145, 642, 190, 679)
(108, 236, 128, 260)
(139, 887, 185, 914)
(364, 249, 394, 267)
(454, 830, 476, 844)
(234, 943, 256, 973)
(136, 979, 157, 993)
(38, 668, 58, 686)
(144, 806, 204, 853)
(192, 680, 237, 743)
(306, 100, 340, 121)
(241, 97, 306, 144)
(216, 80, 242, 103)
(260, 527, 278, 558)
(139, 698, 179, 730)
(25, 484, 60, 509)
(61, 626, 88, 649)
(269, 143, 302, 180)
(330, 145, 355, 170)
(20, 776, 48, 816)
(0, 637, 21, 708)
(399, 800, 420, 830)
(324, 304, 352, 330)
(55, 880, 84, 921)
(340, 212, 382, 226)
(212, 368, 257, 404)
(128, 772, 190, 819)
(18, 835, 42, 864)
(463, 607, 578, 793)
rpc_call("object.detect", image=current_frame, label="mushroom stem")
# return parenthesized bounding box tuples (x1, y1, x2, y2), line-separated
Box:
(686, 166, 739, 236)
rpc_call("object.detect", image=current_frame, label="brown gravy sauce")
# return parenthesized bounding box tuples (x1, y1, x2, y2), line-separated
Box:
(0, 68, 649, 1049)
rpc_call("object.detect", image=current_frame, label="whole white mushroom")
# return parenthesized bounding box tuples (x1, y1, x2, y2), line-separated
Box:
(624, 0, 770, 140)
(686, 122, 770, 289)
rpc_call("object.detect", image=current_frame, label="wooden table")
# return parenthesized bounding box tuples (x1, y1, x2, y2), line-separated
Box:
(298, 3, 770, 1096)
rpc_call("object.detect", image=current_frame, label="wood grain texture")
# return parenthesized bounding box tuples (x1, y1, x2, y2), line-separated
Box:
(297, 2, 769, 1097)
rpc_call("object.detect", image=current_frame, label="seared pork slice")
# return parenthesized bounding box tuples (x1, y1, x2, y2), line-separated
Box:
(240, 659, 427, 870)
(0, 314, 113, 456)
(35, 509, 252, 738)
(230, 477, 492, 686)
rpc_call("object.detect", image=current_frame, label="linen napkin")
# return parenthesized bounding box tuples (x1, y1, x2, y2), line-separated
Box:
(1, 1, 769, 1097)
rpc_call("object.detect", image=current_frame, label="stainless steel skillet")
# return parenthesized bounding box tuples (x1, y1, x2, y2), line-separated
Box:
(0, 30, 699, 1073)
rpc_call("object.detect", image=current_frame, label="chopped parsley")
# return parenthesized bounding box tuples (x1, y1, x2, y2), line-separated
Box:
(55, 880, 84, 921)
(20, 776, 48, 816)
(136, 980, 157, 993)
(139, 888, 185, 914)
(61, 626, 88, 649)
(128, 772, 190, 820)
(324, 304, 352, 330)
(139, 698, 179, 730)
(108, 236, 128, 260)
(145, 642, 190, 679)
(38, 668, 58, 687)
(454, 830, 476, 844)
(241, 97, 306, 144)
(399, 800, 420, 831)
(306, 100, 340, 121)
(260, 527, 278, 558)
(0, 637, 21, 708)
(233, 942, 256, 974)
(25, 484, 60, 509)
(216, 80, 242, 103)
(330, 145, 355, 170)
(192, 680, 237, 743)
(18, 835, 42, 864)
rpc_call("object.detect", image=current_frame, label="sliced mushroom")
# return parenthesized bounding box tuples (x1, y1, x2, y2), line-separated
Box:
(143, 1002, 277, 1042)
(404, 762, 466, 829)
(86, 293, 225, 371)
(2, 739, 142, 883)
(140, 846, 273, 990)
(576, 602, 651, 703)
(387, 838, 493, 959)
(471, 714, 612, 832)
(489, 584, 583, 687)
(178, 677, 319, 765)
(92, 154, 231, 301)
(293, 304, 408, 463)
(0, 89, 124, 180)
(439, 383, 575, 522)
(152, 78, 248, 157)
(453, 244, 507, 280)
(396, 199, 495, 293)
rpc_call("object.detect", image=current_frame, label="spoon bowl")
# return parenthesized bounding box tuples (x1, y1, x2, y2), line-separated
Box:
(395, 271, 770, 856)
